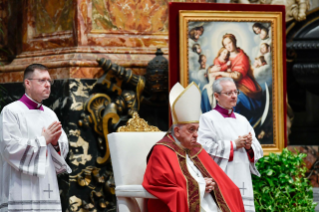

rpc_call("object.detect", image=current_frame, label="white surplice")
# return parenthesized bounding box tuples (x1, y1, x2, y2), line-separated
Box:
(198, 110, 263, 212)
(174, 137, 221, 212)
(0, 100, 71, 212)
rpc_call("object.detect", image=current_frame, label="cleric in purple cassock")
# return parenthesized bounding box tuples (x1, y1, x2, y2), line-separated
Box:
(0, 64, 71, 212)
(198, 77, 263, 212)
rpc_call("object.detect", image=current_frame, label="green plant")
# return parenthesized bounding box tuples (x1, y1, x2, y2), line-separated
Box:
(252, 148, 317, 211)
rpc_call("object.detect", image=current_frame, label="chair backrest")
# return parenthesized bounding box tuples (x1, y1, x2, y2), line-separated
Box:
(108, 132, 166, 186)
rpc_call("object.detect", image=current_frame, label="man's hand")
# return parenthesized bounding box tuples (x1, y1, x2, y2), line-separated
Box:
(42, 121, 62, 145)
(204, 178, 215, 193)
(243, 132, 253, 150)
(234, 136, 246, 149)
(235, 133, 253, 149)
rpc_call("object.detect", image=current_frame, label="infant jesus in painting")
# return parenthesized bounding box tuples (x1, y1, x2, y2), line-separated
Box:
(213, 47, 232, 74)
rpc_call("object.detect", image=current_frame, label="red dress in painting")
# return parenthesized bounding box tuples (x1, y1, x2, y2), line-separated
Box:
(142, 135, 245, 212)
(213, 58, 228, 72)
(229, 48, 262, 99)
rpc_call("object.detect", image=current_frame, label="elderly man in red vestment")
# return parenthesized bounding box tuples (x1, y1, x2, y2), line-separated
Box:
(142, 82, 245, 212)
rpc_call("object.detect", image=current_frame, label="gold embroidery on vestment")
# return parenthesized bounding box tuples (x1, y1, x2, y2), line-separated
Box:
(194, 157, 231, 212)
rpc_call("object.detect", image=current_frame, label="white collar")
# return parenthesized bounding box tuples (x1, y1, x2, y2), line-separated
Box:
(218, 104, 233, 114)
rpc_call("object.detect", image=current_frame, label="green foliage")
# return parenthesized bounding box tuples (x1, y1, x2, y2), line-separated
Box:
(252, 148, 317, 212)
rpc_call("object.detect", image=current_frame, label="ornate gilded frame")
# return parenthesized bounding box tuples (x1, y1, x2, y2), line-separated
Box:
(169, 3, 286, 155)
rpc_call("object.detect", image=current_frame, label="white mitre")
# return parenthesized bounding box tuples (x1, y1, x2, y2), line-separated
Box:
(169, 82, 201, 125)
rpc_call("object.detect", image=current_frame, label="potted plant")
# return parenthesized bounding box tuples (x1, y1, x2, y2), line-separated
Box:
(252, 148, 317, 211)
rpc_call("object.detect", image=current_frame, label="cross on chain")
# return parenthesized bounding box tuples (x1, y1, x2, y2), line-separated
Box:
(239, 182, 247, 195)
(43, 184, 53, 199)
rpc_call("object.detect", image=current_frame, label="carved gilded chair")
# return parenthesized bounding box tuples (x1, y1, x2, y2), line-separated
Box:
(108, 113, 165, 212)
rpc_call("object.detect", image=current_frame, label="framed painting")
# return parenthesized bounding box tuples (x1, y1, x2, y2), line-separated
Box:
(169, 3, 286, 155)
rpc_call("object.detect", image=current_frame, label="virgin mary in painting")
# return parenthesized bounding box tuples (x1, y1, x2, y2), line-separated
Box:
(208, 33, 263, 126)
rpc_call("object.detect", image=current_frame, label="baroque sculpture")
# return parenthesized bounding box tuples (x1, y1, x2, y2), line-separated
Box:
(230, 0, 310, 22)
(79, 58, 146, 165)
(72, 49, 168, 211)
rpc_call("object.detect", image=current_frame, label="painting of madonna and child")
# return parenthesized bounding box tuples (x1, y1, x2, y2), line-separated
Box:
(188, 21, 273, 144)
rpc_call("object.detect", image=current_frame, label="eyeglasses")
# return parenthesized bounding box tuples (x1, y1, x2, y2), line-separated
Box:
(219, 90, 240, 96)
(28, 78, 54, 86)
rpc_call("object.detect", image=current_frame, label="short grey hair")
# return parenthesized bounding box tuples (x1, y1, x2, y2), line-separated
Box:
(212, 77, 235, 94)
(169, 124, 183, 136)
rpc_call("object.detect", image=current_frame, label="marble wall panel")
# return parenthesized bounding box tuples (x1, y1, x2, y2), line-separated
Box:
(0, 0, 8, 52)
(70, 67, 104, 79)
(91, 0, 208, 34)
(22, 0, 75, 52)
(15, 46, 168, 58)
(19, 0, 209, 53)
(0, 72, 24, 83)
(1, 0, 208, 78)
(75, 0, 89, 46)
(91, 0, 169, 34)
(87, 34, 169, 49)
(0, 48, 165, 81)
(23, 33, 75, 52)
(34, 0, 74, 35)
(0, 68, 69, 83)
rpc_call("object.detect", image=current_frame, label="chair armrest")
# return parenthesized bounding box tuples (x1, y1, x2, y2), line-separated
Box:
(115, 185, 157, 199)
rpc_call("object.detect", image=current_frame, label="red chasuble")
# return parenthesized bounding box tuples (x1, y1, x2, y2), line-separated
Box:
(142, 135, 245, 212)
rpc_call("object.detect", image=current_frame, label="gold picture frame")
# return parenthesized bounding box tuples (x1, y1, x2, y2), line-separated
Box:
(169, 4, 286, 155)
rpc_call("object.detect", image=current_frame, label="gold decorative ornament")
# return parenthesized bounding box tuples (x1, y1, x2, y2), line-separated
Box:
(79, 59, 148, 165)
(69, 166, 115, 211)
(117, 112, 160, 132)
(98, 112, 120, 165)
(69, 128, 92, 166)
(69, 195, 83, 212)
